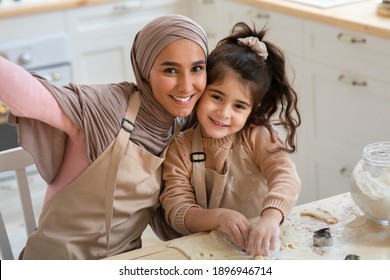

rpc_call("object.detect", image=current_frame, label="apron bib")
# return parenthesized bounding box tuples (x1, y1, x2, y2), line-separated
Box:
(191, 125, 268, 218)
(23, 92, 166, 259)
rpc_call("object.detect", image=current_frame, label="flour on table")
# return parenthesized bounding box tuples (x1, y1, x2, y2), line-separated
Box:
(168, 227, 303, 260)
(167, 196, 387, 260)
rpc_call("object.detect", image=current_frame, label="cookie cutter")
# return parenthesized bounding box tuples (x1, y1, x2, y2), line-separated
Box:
(313, 228, 333, 247)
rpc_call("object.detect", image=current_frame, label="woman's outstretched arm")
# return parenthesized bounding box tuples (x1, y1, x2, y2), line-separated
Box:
(0, 56, 77, 135)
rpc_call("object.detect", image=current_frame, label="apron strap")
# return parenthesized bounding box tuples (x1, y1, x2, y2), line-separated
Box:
(191, 125, 208, 209)
(104, 91, 141, 251)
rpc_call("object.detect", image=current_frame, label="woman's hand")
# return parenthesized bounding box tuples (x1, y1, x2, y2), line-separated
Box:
(267, 123, 282, 144)
(250, 121, 281, 144)
(246, 208, 282, 257)
(218, 209, 252, 250)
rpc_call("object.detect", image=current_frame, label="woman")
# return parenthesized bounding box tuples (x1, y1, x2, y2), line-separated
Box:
(0, 14, 208, 259)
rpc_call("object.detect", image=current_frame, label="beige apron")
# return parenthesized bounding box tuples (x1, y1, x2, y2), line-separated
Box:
(23, 92, 169, 259)
(191, 125, 268, 219)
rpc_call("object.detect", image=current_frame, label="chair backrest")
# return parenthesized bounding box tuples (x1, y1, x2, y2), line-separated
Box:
(0, 147, 37, 259)
(0, 211, 13, 259)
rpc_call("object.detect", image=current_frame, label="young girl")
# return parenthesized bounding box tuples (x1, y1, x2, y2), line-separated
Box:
(160, 22, 302, 257)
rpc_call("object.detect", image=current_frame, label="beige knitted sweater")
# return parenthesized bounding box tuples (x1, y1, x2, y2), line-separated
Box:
(161, 125, 302, 235)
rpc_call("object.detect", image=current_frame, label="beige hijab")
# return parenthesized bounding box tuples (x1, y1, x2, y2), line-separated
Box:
(129, 14, 209, 155)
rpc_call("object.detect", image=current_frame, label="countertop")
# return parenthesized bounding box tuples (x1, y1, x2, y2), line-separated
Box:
(105, 192, 390, 260)
(241, 0, 390, 38)
(0, 0, 121, 18)
(1, 0, 390, 39)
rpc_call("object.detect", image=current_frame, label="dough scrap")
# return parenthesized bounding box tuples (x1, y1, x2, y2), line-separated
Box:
(300, 208, 338, 224)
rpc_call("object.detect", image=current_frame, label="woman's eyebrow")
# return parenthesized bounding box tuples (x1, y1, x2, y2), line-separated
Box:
(159, 60, 206, 67)
(160, 61, 180, 67)
(193, 60, 206, 65)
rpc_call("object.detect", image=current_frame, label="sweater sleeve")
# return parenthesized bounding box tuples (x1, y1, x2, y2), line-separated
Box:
(0, 57, 86, 183)
(244, 126, 302, 223)
(160, 131, 201, 235)
(0, 57, 77, 135)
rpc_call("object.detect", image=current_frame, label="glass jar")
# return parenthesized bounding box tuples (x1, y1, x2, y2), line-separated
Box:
(350, 142, 390, 226)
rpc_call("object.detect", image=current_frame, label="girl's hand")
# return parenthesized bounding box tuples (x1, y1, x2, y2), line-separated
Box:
(246, 209, 282, 257)
(218, 209, 252, 250)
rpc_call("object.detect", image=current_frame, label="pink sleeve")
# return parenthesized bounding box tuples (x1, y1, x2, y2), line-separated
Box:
(0, 57, 76, 135)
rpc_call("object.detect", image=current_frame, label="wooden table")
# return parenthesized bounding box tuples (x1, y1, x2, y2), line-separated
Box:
(105, 193, 390, 260)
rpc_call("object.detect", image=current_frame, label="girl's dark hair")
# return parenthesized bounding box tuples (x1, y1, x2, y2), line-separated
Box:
(207, 22, 301, 153)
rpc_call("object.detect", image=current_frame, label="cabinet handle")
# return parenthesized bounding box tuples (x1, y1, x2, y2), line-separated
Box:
(337, 33, 366, 44)
(248, 11, 270, 20)
(338, 74, 367, 87)
(43, 73, 63, 83)
(113, 1, 143, 11)
(198, 0, 215, 3)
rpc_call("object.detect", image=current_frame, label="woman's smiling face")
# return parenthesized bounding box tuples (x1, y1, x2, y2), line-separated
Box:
(148, 39, 207, 118)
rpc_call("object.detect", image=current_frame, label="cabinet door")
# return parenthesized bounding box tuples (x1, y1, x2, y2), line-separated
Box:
(67, 0, 184, 83)
(0, 11, 67, 42)
(303, 20, 390, 202)
(71, 34, 137, 84)
(304, 60, 390, 200)
(304, 21, 390, 83)
(220, 0, 304, 57)
(288, 56, 311, 204)
(189, 0, 223, 50)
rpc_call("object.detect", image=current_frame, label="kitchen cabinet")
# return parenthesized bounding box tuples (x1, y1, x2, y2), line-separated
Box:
(189, 0, 306, 55)
(0, 11, 67, 42)
(188, 0, 223, 50)
(303, 21, 390, 201)
(66, 0, 187, 84)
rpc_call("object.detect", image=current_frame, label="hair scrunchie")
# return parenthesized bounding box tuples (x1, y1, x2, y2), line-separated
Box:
(237, 36, 268, 60)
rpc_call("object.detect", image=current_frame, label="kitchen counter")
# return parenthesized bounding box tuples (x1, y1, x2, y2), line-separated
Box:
(241, 0, 390, 38)
(104, 192, 390, 260)
(0, 0, 121, 19)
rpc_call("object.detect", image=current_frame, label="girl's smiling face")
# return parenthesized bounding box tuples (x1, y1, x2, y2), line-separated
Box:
(197, 71, 253, 139)
(148, 39, 207, 118)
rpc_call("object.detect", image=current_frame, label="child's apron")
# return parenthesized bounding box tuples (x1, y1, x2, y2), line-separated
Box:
(23, 92, 167, 259)
(191, 125, 268, 218)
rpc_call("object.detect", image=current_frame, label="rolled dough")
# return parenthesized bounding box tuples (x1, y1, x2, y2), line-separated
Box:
(300, 208, 339, 224)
